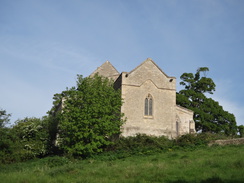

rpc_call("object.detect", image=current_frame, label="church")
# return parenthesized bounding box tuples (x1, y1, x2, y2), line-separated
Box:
(91, 58, 195, 139)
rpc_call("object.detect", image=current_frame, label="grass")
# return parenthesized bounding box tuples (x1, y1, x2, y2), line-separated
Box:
(0, 145, 244, 183)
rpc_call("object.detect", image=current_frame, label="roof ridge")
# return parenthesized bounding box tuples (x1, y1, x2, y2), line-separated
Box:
(103, 60, 120, 74)
(90, 60, 120, 78)
(128, 58, 175, 78)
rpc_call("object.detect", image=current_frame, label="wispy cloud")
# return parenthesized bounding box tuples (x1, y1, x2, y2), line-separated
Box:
(0, 0, 243, 127)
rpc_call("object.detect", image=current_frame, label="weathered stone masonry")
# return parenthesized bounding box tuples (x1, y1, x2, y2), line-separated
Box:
(91, 58, 195, 138)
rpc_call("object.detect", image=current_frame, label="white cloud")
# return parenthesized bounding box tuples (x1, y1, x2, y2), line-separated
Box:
(1, 0, 244, 128)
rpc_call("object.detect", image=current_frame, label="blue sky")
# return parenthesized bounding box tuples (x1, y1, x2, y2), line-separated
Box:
(1, 0, 244, 126)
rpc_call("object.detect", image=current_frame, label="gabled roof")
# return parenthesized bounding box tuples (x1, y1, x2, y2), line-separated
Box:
(128, 58, 175, 79)
(90, 61, 120, 78)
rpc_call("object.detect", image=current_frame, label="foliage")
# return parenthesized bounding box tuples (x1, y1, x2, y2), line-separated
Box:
(175, 133, 228, 148)
(0, 109, 55, 164)
(0, 129, 18, 164)
(50, 74, 124, 157)
(101, 133, 229, 160)
(103, 134, 173, 159)
(238, 125, 244, 137)
(177, 67, 237, 135)
(45, 114, 60, 155)
(0, 109, 15, 164)
(0, 108, 11, 128)
(10, 117, 49, 161)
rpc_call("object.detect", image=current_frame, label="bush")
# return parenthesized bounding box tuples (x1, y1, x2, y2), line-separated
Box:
(11, 117, 50, 160)
(0, 117, 52, 164)
(175, 133, 229, 148)
(101, 133, 230, 159)
(102, 134, 173, 159)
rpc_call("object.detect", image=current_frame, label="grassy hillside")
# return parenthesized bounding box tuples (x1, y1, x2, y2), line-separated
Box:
(0, 145, 243, 183)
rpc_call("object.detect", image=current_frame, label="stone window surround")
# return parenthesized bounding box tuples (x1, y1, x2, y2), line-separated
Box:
(144, 94, 153, 118)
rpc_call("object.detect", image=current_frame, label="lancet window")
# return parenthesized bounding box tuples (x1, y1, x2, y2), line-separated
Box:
(144, 94, 153, 116)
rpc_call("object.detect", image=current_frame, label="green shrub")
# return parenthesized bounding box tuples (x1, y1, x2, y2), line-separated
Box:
(97, 133, 231, 160)
(102, 134, 173, 159)
(175, 133, 229, 148)
(175, 134, 203, 147)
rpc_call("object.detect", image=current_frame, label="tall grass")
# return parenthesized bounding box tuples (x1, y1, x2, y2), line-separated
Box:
(1, 145, 243, 183)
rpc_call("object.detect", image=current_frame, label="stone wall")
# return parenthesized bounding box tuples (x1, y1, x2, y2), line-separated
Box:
(209, 138, 244, 146)
(90, 58, 196, 138)
(120, 59, 177, 138)
(176, 106, 195, 137)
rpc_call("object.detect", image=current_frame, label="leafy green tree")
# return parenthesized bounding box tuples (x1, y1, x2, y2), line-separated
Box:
(0, 109, 52, 163)
(177, 67, 237, 135)
(11, 117, 49, 160)
(0, 129, 18, 164)
(49, 74, 124, 157)
(0, 109, 11, 128)
(238, 125, 244, 137)
(0, 109, 15, 164)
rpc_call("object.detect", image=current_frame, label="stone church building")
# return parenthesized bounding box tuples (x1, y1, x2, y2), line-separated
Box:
(91, 58, 195, 139)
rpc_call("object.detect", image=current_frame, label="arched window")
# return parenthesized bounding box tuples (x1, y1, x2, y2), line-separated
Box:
(144, 94, 153, 116)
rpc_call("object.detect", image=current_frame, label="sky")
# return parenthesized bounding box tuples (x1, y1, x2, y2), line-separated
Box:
(1, 0, 244, 126)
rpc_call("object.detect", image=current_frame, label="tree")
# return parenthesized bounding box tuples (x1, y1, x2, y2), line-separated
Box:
(11, 117, 50, 161)
(238, 125, 244, 137)
(177, 67, 237, 135)
(0, 109, 52, 163)
(0, 108, 11, 128)
(0, 109, 14, 163)
(49, 74, 124, 157)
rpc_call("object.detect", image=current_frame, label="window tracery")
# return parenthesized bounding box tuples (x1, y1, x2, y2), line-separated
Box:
(144, 94, 153, 116)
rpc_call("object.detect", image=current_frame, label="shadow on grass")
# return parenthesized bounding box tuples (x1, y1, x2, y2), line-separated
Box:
(169, 176, 243, 183)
